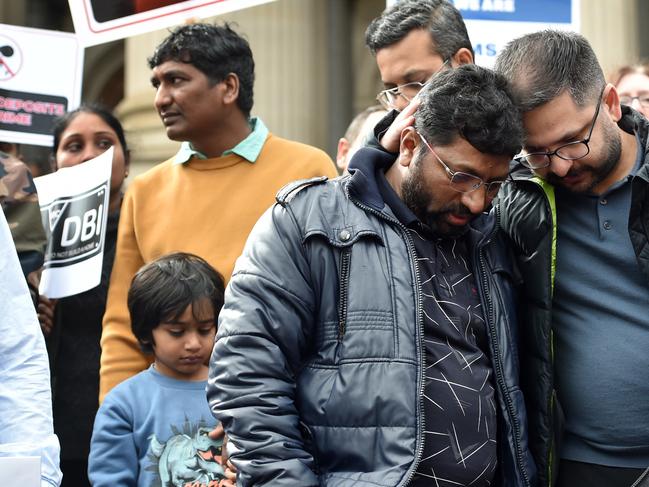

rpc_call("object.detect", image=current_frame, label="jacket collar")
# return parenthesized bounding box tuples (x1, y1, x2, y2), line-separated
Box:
(620, 106, 649, 183)
(346, 146, 396, 214)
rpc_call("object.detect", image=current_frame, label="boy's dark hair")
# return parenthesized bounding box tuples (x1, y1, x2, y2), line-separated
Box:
(128, 252, 225, 354)
(365, 0, 474, 60)
(415, 64, 523, 157)
(148, 22, 255, 118)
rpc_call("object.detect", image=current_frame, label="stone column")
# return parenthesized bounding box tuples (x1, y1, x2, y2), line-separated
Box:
(580, 0, 641, 77)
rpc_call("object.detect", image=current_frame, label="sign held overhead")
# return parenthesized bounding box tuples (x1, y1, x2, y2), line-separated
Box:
(0, 24, 83, 147)
(68, 0, 277, 47)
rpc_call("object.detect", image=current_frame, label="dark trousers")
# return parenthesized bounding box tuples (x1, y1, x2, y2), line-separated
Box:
(557, 459, 645, 487)
(60, 459, 90, 487)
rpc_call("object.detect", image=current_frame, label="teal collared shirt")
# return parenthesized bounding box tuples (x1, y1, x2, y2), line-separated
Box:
(173, 117, 269, 164)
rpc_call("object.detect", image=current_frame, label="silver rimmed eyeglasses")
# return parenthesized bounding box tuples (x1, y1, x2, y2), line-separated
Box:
(513, 86, 605, 170)
(619, 94, 649, 108)
(376, 59, 450, 110)
(418, 133, 507, 199)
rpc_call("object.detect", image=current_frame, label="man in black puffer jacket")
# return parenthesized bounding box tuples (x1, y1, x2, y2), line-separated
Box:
(494, 30, 649, 487)
(208, 65, 536, 487)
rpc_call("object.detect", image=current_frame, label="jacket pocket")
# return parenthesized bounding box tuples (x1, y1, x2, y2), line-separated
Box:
(306, 228, 396, 362)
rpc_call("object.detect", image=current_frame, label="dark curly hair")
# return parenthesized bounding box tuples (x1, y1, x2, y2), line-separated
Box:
(128, 252, 225, 354)
(415, 64, 523, 157)
(148, 22, 255, 118)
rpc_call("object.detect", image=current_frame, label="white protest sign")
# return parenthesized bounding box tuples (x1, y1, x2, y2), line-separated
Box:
(0, 457, 40, 487)
(34, 148, 113, 299)
(68, 0, 277, 47)
(453, 0, 580, 67)
(0, 24, 83, 147)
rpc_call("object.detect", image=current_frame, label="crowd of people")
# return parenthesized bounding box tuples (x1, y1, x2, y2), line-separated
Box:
(2, 1, 649, 486)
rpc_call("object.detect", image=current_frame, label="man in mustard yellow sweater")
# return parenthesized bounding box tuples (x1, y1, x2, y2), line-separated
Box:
(99, 23, 337, 400)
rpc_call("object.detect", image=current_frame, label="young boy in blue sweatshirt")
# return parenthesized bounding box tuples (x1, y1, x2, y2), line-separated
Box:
(89, 252, 232, 487)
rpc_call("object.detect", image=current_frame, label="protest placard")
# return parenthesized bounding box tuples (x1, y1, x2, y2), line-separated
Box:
(68, 0, 277, 46)
(0, 457, 40, 487)
(455, 0, 580, 67)
(0, 24, 83, 146)
(34, 148, 112, 299)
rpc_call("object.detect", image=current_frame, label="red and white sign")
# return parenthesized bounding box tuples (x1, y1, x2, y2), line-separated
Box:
(0, 24, 83, 147)
(68, 0, 277, 47)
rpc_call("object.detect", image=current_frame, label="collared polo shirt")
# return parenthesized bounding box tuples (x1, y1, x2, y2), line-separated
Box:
(173, 117, 269, 164)
(553, 134, 649, 467)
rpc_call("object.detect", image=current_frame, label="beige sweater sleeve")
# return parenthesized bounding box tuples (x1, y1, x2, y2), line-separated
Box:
(99, 185, 151, 402)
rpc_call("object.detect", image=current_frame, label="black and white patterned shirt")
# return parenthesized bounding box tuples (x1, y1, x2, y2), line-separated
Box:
(376, 172, 498, 487)
(408, 231, 497, 487)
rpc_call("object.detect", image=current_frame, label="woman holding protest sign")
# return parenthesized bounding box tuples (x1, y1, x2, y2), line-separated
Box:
(38, 104, 129, 487)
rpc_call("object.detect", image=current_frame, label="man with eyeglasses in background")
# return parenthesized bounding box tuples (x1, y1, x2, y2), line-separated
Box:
(208, 64, 536, 487)
(494, 30, 649, 487)
(365, 0, 474, 113)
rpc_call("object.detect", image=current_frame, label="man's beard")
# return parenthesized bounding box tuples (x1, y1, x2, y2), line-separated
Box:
(546, 120, 622, 194)
(401, 161, 474, 237)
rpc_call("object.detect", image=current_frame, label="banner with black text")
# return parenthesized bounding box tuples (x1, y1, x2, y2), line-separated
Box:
(34, 148, 112, 298)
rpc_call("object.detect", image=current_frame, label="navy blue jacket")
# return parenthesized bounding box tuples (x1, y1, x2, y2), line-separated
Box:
(208, 147, 536, 486)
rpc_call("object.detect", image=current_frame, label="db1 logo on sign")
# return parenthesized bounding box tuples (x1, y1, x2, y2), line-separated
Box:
(34, 148, 112, 299)
(41, 184, 106, 267)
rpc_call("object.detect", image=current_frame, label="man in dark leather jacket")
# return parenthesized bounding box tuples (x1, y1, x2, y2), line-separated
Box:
(494, 30, 649, 487)
(207, 65, 536, 487)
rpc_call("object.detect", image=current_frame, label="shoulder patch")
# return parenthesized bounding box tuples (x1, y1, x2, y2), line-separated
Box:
(276, 176, 328, 207)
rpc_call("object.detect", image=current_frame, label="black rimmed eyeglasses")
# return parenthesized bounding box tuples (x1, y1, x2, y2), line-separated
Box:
(514, 86, 606, 170)
(418, 133, 507, 199)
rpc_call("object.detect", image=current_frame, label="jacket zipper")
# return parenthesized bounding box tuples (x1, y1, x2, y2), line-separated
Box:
(510, 177, 557, 486)
(338, 248, 352, 341)
(345, 189, 426, 487)
(481, 206, 530, 487)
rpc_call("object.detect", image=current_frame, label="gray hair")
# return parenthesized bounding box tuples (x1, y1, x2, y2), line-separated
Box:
(494, 30, 604, 111)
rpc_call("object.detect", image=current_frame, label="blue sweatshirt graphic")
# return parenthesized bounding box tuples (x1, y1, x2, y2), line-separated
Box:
(89, 365, 224, 487)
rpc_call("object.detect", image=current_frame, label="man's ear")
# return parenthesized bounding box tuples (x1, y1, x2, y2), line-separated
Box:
(398, 126, 419, 168)
(450, 47, 474, 67)
(221, 73, 240, 105)
(336, 137, 350, 172)
(603, 83, 622, 122)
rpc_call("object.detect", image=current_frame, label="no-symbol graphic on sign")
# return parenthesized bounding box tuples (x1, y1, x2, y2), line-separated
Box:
(0, 34, 22, 81)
